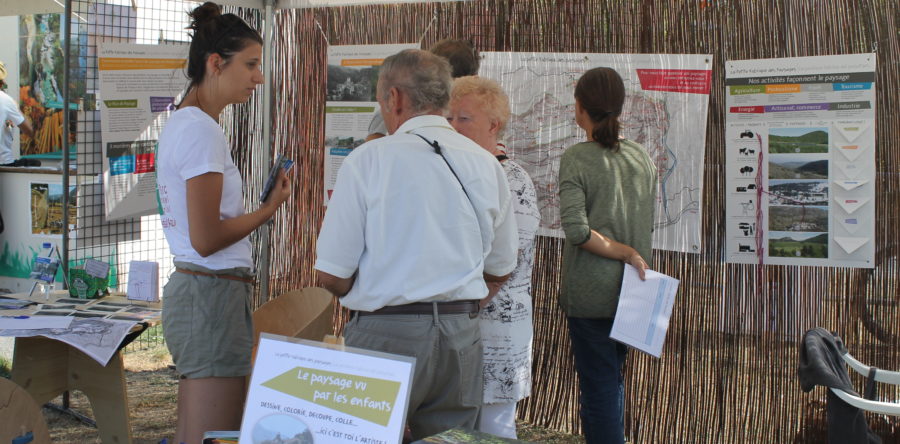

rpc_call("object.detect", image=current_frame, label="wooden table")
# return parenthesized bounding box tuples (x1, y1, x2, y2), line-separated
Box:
(4, 291, 160, 444)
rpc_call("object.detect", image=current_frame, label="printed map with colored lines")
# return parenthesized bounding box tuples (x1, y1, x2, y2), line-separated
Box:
(480, 52, 711, 253)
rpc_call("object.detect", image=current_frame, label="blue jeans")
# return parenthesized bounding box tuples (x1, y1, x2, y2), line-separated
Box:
(567, 317, 628, 444)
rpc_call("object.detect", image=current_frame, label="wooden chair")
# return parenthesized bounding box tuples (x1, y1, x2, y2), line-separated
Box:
(251, 287, 336, 362)
(0, 378, 51, 444)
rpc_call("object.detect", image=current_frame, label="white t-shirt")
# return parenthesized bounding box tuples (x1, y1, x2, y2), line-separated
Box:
(0, 90, 26, 165)
(315, 115, 518, 311)
(156, 106, 252, 270)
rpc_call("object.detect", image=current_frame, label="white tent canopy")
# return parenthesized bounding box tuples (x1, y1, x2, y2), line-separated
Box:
(0, 0, 63, 16)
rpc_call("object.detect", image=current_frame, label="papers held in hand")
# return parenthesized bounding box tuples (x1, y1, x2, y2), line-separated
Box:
(610, 264, 679, 358)
(259, 154, 294, 202)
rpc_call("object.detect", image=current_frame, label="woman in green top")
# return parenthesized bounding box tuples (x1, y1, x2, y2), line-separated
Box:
(558, 67, 658, 444)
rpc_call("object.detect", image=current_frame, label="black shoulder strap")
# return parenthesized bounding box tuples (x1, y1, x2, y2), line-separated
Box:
(413, 133, 471, 201)
(412, 132, 485, 254)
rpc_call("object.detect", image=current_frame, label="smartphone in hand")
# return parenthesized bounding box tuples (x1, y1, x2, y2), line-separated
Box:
(259, 155, 294, 202)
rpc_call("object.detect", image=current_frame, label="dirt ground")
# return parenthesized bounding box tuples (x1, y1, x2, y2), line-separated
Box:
(44, 346, 178, 443)
(40, 346, 582, 443)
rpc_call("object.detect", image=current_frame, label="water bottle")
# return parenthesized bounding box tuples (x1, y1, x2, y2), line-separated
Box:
(40, 281, 55, 301)
(37, 242, 57, 300)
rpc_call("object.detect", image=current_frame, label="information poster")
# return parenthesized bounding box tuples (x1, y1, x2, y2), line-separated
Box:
(241, 334, 415, 444)
(324, 44, 416, 204)
(480, 52, 712, 253)
(98, 43, 187, 220)
(724, 54, 876, 268)
(29, 182, 76, 236)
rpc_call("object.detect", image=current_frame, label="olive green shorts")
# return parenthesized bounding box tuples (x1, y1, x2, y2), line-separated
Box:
(162, 261, 255, 379)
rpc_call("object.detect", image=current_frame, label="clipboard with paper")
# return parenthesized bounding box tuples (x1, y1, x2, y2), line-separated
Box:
(609, 264, 679, 358)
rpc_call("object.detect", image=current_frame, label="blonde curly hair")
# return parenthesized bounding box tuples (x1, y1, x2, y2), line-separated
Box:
(450, 76, 511, 135)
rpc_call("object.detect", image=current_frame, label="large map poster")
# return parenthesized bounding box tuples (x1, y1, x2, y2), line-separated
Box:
(480, 52, 712, 253)
(724, 54, 876, 268)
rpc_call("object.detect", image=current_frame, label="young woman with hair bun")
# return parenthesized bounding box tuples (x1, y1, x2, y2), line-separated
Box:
(557, 67, 658, 444)
(156, 2, 291, 442)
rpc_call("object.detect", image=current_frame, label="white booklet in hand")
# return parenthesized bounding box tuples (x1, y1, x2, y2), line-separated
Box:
(610, 264, 679, 358)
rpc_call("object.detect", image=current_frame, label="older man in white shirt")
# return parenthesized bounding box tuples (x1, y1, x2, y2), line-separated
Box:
(315, 49, 518, 440)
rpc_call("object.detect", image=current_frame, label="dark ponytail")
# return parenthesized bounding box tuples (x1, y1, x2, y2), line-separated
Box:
(186, 2, 262, 87)
(574, 67, 625, 150)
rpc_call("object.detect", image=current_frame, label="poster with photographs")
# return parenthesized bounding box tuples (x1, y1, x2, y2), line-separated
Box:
(323, 44, 416, 204)
(98, 43, 187, 220)
(30, 182, 76, 236)
(724, 54, 876, 268)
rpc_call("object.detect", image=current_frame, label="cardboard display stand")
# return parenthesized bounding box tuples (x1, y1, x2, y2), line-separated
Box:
(241, 334, 415, 444)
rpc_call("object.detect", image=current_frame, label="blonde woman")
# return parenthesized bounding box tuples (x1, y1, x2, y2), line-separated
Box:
(448, 76, 540, 439)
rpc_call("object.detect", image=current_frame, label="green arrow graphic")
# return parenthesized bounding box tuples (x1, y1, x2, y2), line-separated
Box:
(262, 366, 400, 426)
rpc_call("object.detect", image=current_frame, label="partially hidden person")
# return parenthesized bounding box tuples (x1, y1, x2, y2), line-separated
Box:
(156, 3, 292, 443)
(558, 67, 658, 444)
(447, 75, 540, 439)
(365, 39, 480, 142)
(0, 60, 37, 167)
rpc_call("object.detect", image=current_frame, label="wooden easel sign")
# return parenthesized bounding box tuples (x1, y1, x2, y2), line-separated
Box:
(240, 333, 415, 444)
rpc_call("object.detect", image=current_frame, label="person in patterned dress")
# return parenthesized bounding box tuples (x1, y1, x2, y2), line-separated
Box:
(447, 75, 541, 439)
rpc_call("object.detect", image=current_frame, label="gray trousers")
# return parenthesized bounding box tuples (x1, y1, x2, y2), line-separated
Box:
(343, 309, 483, 440)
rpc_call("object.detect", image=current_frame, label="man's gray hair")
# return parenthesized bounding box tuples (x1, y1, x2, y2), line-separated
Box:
(378, 49, 452, 114)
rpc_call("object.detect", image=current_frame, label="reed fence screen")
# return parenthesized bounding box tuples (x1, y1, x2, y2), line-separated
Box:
(231, 0, 900, 441)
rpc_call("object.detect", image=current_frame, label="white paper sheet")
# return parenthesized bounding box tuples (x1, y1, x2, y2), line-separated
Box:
(0, 315, 73, 330)
(834, 196, 870, 214)
(83, 258, 111, 279)
(127, 261, 159, 302)
(834, 179, 868, 191)
(0, 318, 138, 366)
(834, 237, 870, 254)
(610, 265, 680, 358)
